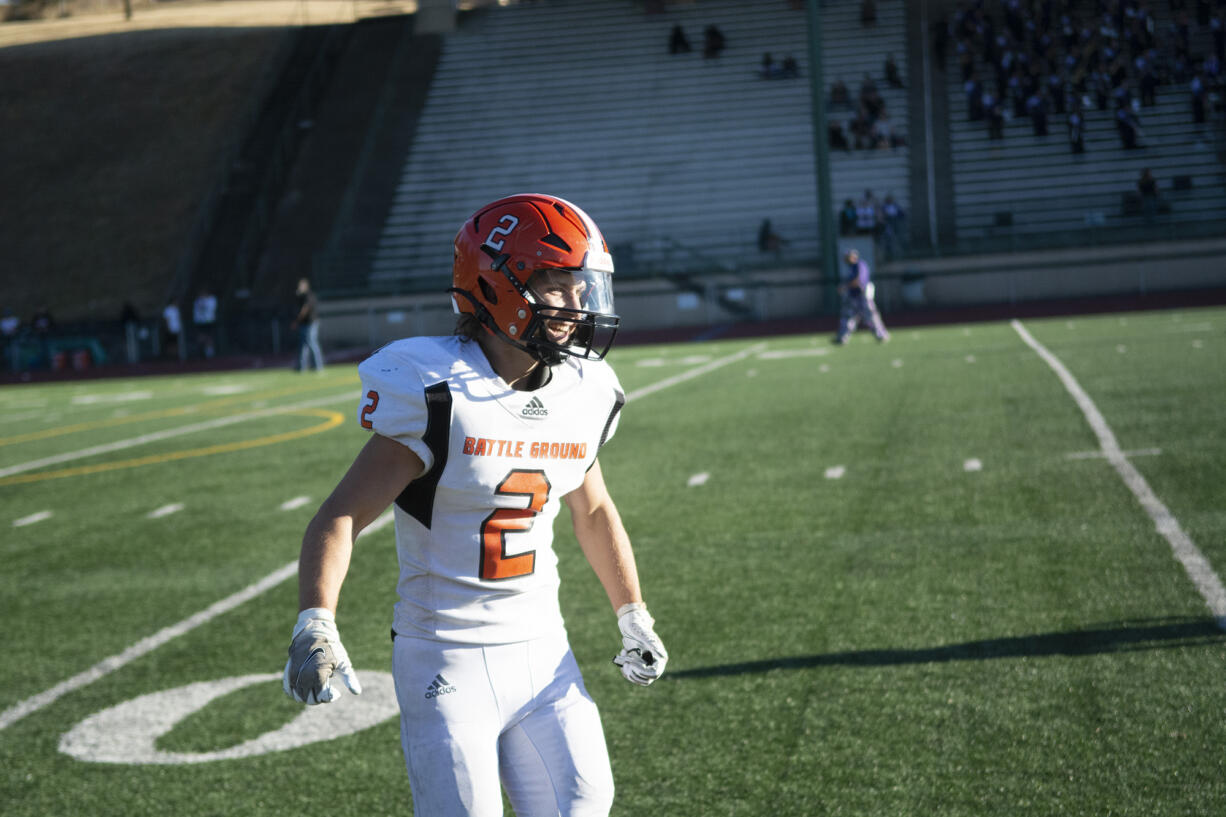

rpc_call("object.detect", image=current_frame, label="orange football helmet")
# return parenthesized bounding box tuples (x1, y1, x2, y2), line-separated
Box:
(451, 193, 619, 364)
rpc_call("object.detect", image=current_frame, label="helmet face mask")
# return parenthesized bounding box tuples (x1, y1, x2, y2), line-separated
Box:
(521, 267, 618, 364)
(451, 194, 620, 364)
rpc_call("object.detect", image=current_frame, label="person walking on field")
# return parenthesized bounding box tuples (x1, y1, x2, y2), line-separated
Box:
(835, 248, 890, 344)
(283, 193, 668, 817)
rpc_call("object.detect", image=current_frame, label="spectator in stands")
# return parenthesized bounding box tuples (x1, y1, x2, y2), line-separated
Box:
(986, 92, 1006, 139)
(958, 41, 976, 82)
(1027, 90, 1050, 136)
(781, 54, 800, 79)
(1137, 168, 1161, 221)
(839, 199, 858, 237)
(668, 24, 690, 55)
(949, 0, 1224, 161)
(834, 249, 889, 345)
(1008, 69, 1028, 120)
(859, 73, 884, 119)
(849, 107, 873, 148)
(1212, 11, 1225, 63)
(1116, 105, 1141, 148)
(31, 305, 54, 336)
(869, 124, 891, 150)
(1206, 54, 1222, 84)
(855, 190, 880, 239)
(965, 73, 985, 120)
(860, 0, 876, 27)
(121, 301, 139, 333)
(1047, 72, 1068, 114)
(884, 53, 904, 88)
(0, 309, 18, 340)
(1190, 70, 1207, 123)
(876, 113, 906, 148)
(1174, 10, 1192, 63)
(1091, 69, 1111, 110)
(880, 195, 906, 259)
(830, 78, 851, 109)
(292, 277, 324, 372)
(193, 288, 218, 359)
(1067, 102, 1086, 153)
(30, 305, 55, 369)
(760, 53, 781, 79)
(757, 219, 787, 257)
(121, 301, 141, 359)
(1, 309, 19, 371)
(829, 120, 851, 151)
(162, 300, 182, 359)
(1139, 59, 1159, 105)
(703, 24, 725, 59)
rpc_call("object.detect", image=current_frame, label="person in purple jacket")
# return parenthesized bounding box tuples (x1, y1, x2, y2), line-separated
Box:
(835, 248, 890, 344)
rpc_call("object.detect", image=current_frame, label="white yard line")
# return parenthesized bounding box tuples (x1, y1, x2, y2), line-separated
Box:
(147, 503, 185, 519)
(0, 390, 358, 480)
(0, 509, 394, 732)
(1012, 320, 1226, 628)
(0, 345, 758, 731)
(756, 347, 829, 360)
(624, 343, 766, 403)
(1065, 447, 1161, 461)
(13, 510, 53, 527)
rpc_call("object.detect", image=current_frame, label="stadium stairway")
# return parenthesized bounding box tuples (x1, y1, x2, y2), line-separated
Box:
(254, 14, 426, 307)
(183, 23, 350, 312)
(361, 0, 913, 294)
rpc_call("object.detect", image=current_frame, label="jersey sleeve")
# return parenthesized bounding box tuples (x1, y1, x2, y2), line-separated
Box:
(357, 342, 437, 472)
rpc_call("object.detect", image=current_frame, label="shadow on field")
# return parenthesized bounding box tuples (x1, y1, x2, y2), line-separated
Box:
(670, 617, 1226, 679)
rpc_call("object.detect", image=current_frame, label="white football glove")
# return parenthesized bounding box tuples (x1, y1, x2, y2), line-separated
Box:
(283, 607, 362, 705)
(612, 603, 668, 686)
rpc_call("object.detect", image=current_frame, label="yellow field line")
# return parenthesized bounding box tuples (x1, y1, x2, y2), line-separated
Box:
(0, 408, 344, 487)
(0, 376, 358, 447)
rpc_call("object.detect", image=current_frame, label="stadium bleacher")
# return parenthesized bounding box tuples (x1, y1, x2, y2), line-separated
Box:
(365, 0, 912, 291)
(943, 0, 1226, 247)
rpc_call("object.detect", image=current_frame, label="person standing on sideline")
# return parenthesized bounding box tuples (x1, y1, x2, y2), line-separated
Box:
(192, 288, 218, 359)
(282, 194, 668, 817)
(162, 300, 182, 359)
(835, 248, 890, 344)
(290, 278, 324, 371)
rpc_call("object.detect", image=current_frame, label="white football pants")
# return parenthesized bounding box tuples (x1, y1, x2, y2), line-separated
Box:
(392, 631, 614, 817)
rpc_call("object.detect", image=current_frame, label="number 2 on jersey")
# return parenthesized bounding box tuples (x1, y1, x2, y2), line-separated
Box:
(480, 469, 550, 580)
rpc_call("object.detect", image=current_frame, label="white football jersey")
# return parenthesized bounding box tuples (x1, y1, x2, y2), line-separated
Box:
(357, 336, 625, 645)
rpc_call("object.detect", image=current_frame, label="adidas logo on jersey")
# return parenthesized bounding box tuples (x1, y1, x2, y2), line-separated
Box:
(521, 396, 549, 418)
(424, 674, 456, 699)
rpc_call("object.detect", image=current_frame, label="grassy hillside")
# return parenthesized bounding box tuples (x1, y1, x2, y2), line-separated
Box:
(0, 24, 287, 323)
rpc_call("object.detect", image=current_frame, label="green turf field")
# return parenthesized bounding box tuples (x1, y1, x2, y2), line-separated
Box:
(2, 308, 1224, 816)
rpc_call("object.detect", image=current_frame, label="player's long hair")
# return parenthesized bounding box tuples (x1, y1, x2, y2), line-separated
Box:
(455, 312, 483, 343)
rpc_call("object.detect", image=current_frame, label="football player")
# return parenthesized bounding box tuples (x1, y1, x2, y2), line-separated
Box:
(283, 193, 668, 816)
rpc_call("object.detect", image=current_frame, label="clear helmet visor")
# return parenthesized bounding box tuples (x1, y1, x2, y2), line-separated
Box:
(527, 265, 614, 316)
(524, 265, 618, 362)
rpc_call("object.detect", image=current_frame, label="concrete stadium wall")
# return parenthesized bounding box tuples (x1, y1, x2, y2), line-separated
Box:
(318, 239, 1226, 349)
(877, 237, 1226, 312)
